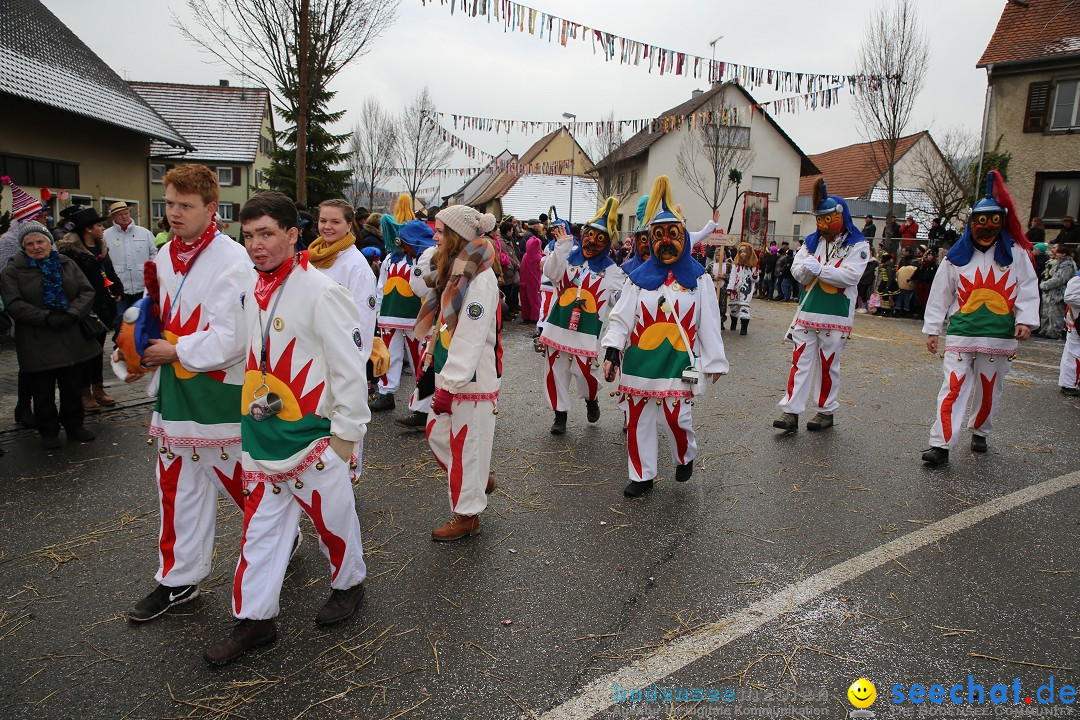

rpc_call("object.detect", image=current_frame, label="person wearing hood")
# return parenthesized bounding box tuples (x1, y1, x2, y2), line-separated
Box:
(774, 179, 870, 432)
(534, 209, 570, 339)
(415, 205, 502, 541)
(538, 197, 626, 435)
(601, 176, 727, 498)
(370, 197, 433, 413)
(518, 232, 544, 324)
(727, 242, 760, 335)
(920, 172, 1040, 465)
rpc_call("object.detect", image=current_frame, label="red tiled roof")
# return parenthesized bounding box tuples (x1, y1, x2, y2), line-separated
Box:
(797, 132, 927, 199)
(978, 0, 1080, 67)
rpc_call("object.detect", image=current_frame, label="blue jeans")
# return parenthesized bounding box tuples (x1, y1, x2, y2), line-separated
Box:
(780, 278, 793, 301)
(897, 289, 912, 312)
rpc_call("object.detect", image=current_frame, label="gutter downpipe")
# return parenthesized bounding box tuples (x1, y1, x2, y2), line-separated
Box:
(974, 63, 994, 198)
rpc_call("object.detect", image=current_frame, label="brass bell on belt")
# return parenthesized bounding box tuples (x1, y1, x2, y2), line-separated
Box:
(166, 452, 175, 460)
(191, 452, 200, 461)
(159, 446, 167, 454)
(242, 488, 251, 497)
(272, 485, 282, 495)
(220, 452, 229, 461)
(294, 480, 304, 490)
(315, 461, 325, 471)
(146, 437, 155, 446)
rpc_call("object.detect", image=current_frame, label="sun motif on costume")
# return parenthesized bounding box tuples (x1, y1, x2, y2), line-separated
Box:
(383, 262, 416, 298)
(956, 267, 1016, 315)
(631, 300, 696, 352)
(160, 300, 226, 382)
(558, 272, 606, 314)
(243, 337, 324, 421)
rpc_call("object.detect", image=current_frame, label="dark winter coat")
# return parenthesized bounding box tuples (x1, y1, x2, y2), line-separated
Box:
(0, 251, 102, 371)
(57, 234, 122, 327)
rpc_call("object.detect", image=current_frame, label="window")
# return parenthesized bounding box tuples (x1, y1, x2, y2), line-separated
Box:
(260, 135, 274, 155)
(216, 167, 235, 186)
(617, 173, 626, 194)
(152, 200, 166, 221)
(218, 202, 236, 222)
(69, 194, 92, 208)
(151, 164, 166, 183)
(0, 152, 80, 189)
(1050, 79, 1079, 130)
(767, 221, 776, 241)
(630, 169, 639, 192)
(793, 224, 801, 237)
(751, 176, 780, 201)
(616, 213, 624, 231)
(1034, 173, 1080, 224)
(255, 169, 264, 188)
(704, 126, 751, 150)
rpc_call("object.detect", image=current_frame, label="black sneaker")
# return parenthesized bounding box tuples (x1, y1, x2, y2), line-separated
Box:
(970, 435, 987, 453)
(41, 435, 61, 450)
(394, 410, 428, 429)
(66, 426, 95, 442)
(368, 393, 396, 412)
(127, 583, 200, 622)
(315, 583, 365, 626)
(585, 400, 600, 423)
(1060, 386, 1080, 396)
(675, 461, 693, 482)
(624, 479, 654, 497)
(921, 447, 949, 466)
(550, 411, 567, 435)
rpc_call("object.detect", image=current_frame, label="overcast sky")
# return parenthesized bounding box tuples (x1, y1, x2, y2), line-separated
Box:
(40, 0, 1001, 197)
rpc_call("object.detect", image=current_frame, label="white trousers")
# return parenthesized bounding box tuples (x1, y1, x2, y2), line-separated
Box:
(426, 399, 496, 516)
(730, 302, 752, 321)
(408, 382, 434, 414)
(543, 349, 599, 412)
(929, 352, 1009, 449)
(778, 331, 848, 415)
(1058, 331, 1080, 389)
(537, 288, 554, 330)
(625, 396, 697, 483)
(378, 327, 422, 395)
(154, 443, 244, 587)
(232, 446, 366, 620)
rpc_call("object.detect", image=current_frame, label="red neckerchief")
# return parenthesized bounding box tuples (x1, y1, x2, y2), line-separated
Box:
(169, 221, 217, 274)
(254, 250, 309, 310)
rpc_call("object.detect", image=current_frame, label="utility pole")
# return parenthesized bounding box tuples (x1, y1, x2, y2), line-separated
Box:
(296, 0, 310, 206)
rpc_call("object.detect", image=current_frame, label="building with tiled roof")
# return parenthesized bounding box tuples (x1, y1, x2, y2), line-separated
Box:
(977, 0, 1080, 229)
(0, 0, 193, 229)
(592, 82, 819, 245)
(131, 81, 276, 237)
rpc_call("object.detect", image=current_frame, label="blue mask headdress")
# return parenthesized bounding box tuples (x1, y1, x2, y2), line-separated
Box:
(946, 171, 1029, 268)
(621, 194, 651, 274)
(804, 178, 865, 254)
(390, 220, 435, 264)
(568, 197, 618, 273)
(628, 176, 706, 291)
(546, 207, 572, 253)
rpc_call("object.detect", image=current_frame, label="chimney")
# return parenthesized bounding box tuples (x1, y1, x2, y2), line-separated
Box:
(219, 79, 230, 87)
(691, 89, 704, 98)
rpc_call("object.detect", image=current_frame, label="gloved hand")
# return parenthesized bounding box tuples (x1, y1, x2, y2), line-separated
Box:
(328, 434, 355, 462)
(802, 256, 823, 276)
(46, 310, 73, 328)
(369, 336, 390, 377)
(432, 388, 454, 416)
(603, 346, 622, 382)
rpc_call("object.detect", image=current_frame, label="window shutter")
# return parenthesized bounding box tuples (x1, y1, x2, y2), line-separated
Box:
(233, 166, 242, 186)
(1023, 81, 1051, 133)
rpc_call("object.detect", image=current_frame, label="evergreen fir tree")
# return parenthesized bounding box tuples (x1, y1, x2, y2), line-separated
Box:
(265, 83, 351, 206)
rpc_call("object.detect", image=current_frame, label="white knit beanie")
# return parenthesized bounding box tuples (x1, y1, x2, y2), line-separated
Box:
(436, 205, 496, 239)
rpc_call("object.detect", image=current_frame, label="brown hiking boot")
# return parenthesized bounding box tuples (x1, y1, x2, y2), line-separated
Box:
(772, 412, 798, 431)
(203, 619, 277, 666)
(485, 475, 495, 494)
(431, 513, 480, 542)
(806, 413, 834, 431)
(91, 383, 116, 406)
(81, 388, 100, 412)
(315, 583, 365, 626)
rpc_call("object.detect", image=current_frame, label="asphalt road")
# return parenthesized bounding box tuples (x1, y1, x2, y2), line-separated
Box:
(1, 299, 1077, 720)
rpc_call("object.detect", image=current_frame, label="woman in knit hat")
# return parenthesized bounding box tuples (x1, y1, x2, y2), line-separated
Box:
(0, 222, 100, 448)
(58, 206, 123, 411)
(414, 205, 501, 542)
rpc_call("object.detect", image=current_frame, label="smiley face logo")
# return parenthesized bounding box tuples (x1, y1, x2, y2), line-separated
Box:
(848, 678, 876, 708)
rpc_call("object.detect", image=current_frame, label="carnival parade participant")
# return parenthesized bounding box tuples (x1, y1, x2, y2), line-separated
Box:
(126, 164, 256, 622)
(602, 176, 727, 497)
(539, 197, 626, 435)
(774, 179, 869, 432)
(921, 172, 1039, 465)
(621, 196, 651, 275)
(727, 242, 759, 335)
(414, 205, 502, 542)
(1059, 271, 1080, 396)
(370, 197, 434, 412)
(203, 191, 370, 665)
(396, 221, 438, 428)
(535, 209, 569, 339)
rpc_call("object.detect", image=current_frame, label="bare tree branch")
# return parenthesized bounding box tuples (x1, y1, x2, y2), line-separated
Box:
(174, 0, 398, 113)
(910, 126, 977, 222)
(584, 110, 636, 206)
(396, 88, 454, 202)
(854, 0, 930, 214)
(674, 97, 755, 212)
(347, 97, 398, 209)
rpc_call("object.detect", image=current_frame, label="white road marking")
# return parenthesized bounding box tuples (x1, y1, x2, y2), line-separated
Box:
(534, 471, 1080, 720)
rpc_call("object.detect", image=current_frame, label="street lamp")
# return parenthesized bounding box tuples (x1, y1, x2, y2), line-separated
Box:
(562, 112, 576, 224)
(708, 34, 724, 84)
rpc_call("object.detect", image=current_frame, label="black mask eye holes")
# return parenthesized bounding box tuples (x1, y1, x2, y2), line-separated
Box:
(991, 213, 1001, 225)
(975, 214, 987, 225)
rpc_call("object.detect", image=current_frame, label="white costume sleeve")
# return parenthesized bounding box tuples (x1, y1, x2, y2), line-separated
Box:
(375, 256, 391, 314)
(174, 261, 253, 373)
(689, 220, 717, 245)
(790, 245, 816, 285)
(921, 259, 958, 336)
(437, 277, 499, 394)
(314, 284, 370, 445)
(600, 281, 640, 352)
(1064, 275, 1080, 310)
(817, 241, 869, 289)
(543, 235, 573, 283)
(346, 258, 378, 358)
(694, 276, 728, 375)
(410, 246, 435, 297)
(601, 264, 626, 324)
(1010, 251, 1041, 329)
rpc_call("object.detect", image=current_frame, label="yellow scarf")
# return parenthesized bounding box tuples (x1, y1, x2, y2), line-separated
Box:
(307, 233, 355, 269)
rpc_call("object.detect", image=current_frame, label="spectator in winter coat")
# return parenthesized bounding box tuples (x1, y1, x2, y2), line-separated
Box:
(1027, 217, 1045, 246)
(518, 235, 543, 323)
(1055, 216, 1079, 246)
(1039, 243, 1078, 338)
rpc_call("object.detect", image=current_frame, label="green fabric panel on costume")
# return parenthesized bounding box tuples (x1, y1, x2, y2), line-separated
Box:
(547, 300, 601, 337)
(801, 284, 850, 317)
(948, 304, 1015, 339)
(241, 412, 331, 461)
(155, 366, 242, 425)
(381, 290, 422, 319)
(624, 340, 687, 380)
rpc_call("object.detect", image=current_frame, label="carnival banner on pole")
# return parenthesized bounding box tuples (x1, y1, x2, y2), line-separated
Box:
(741, 192, 770, 249)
